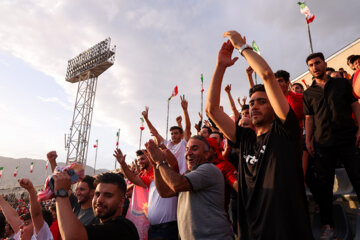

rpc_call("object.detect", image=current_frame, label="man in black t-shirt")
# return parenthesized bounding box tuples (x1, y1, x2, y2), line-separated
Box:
(53, 172, 139, 240)
(206, 31, 313, 240)
(303, 52, 360, 239)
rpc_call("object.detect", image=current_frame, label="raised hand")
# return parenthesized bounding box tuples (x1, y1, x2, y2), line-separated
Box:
(246, 66, 254, 76)
(198, 112, 203, 120)
(224, 84, 232, 93)
(194, 123, 200, 132)
(18, 179, 35, 191)
(145, 140, 165, 164)
(204, 119, 211, 128)
(180, 95, 188, 110)
(223, 30, 247, 50)
(176, 116, 182, 124)
(217, 40, 238, 67)
(113, 148, 126, 165)
(52, 172, 71, 192)
(142, 106, 149, 119)
(47, 151, 58, 163)
(242, 96, 247, 105)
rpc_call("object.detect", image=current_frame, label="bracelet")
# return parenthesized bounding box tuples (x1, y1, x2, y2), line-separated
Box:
(156, 160, 167, 169)
(238, 44, 252, 56)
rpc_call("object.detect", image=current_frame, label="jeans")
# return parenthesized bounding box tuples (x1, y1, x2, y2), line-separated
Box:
(148, 221, 178, 240)
(314, 144, 360, 226)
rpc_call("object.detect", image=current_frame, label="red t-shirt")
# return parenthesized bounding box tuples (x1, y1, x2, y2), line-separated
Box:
(50, 219, 61, 240)
(138, 168, 154, 188)
(286, 91, 304, 130)
(213, 158, 238, 212)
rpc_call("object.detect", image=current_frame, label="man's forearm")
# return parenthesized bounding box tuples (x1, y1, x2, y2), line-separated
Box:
(0, 196, 21, 233)
(183, 109, 191, 141)
(153, 167, 177, 198)
(158, 164, 190, 192)
(305, 116, 314, 142)
(28, 188, 44, 233)
(120, 162, 147, 188)
(56, 197, 87, 240)
(226, 91, 240, 121)
(143, 117, 164, 143)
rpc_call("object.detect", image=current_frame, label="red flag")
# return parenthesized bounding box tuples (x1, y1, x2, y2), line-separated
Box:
(168, 86, 178, 101)
(14, 166, 19, 177)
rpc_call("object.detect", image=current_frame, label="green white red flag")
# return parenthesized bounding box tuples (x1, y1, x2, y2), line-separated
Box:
(0, 167, 3, 178)
(45, 161, 49, 170)
(94, 139, 98, 148)
(30, 162, 34, 173)
(297, 2, 315, 24)
(13, 166, 19, 177)
(116, 130, 120, 147)
(140, 118, 145, 131)
(168, 86, 178, 101)
(252, 41, 261, 55)
(200, 74, 204, 92)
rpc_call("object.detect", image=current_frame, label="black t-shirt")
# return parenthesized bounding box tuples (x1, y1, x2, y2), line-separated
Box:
(303, 77, 357, 147)
(231, 109, 313, 240)
(85, 216, 139, 240)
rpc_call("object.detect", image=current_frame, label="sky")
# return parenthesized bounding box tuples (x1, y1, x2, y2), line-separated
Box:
(0, 0, 359, 171)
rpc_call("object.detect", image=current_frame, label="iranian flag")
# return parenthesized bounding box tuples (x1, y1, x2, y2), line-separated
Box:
(94, 139, 98, 148)
(116, 130, 120, 146)
(200, 74, 204, 93)
(30, 162, 34, 173)
(252, 41, 261, 55)
(13, 166, 19, 177)
(298, 2, 315, 24)
(45, 160, 49, 170)
(0, 167, 3, 178)
(168, 86, 178, 101)
(140, 118, 145, 131)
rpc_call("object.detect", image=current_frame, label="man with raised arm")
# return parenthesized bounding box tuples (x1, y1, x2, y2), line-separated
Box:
(53, 172, 139, 240)
(47, 151, 97, 225)
(141, 95, 191, 174)
(17, 179, 53, 240)
(145, 138, 233, 240)
(205, 31, 313, 240)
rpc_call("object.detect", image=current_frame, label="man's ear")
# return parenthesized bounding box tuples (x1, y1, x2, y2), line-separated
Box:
(89, 189, 95, 198)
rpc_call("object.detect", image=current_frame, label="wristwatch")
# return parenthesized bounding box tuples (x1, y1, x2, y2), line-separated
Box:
(238, 44, 252, 56)
(156, 160, 167, 169)
(54, 189, 68, 198)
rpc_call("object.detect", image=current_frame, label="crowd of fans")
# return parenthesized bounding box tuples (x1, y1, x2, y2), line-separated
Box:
(0, 30, 360, 240)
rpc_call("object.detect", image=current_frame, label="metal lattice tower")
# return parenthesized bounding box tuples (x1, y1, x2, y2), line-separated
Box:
(65, 38, 116, 165)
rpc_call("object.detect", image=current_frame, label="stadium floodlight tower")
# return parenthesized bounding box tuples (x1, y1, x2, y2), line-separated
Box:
(65, 38, 116, 166)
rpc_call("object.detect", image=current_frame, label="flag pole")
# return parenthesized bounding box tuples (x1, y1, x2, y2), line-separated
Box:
(94, 139, 98, 175)
(254, 73, 258, 85)
(139, 130, 143, 150)
(115, 129, 120, 169)
(166, 100, 170, 141)
(201, 73, 204, 118)
(307, 22, 314, 54)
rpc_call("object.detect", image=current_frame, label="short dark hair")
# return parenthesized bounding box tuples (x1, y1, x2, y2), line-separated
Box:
(42, 209, 53, 227)
(189, 135, 210, 151)
(350, 55, 360, 64)
(274, 70, 290, 82)
(249, 84, 266, 97)
(136, 149, 147, 156)
(326, 67, 335, 72)
(169, 126, 183, 134)
(201, 126, 212, 134)
(306, 52, 325, 64)
(94, 172, 126, 195)
(210, 131, 223, 141)
(82, 175, 95, 190)
(292, 83, 304, 90)
(241, 104, 249, 111)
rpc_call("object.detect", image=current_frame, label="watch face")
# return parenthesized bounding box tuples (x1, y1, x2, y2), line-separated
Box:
(56, 189, 68, 197)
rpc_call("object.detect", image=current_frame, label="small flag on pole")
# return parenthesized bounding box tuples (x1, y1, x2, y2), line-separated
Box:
(140, 118, 145, 131)
(93, 144, 97, 148)
(0, 167, 3, 178)
(13, 166, 19, 177)
(297, 2, 315, 24)
(30, 162, 34, 173)
(200, 74, 204, 92)
(168, 86, 179, 101)
(252, 41, 261, 55)
(45, 161, 49, 170)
